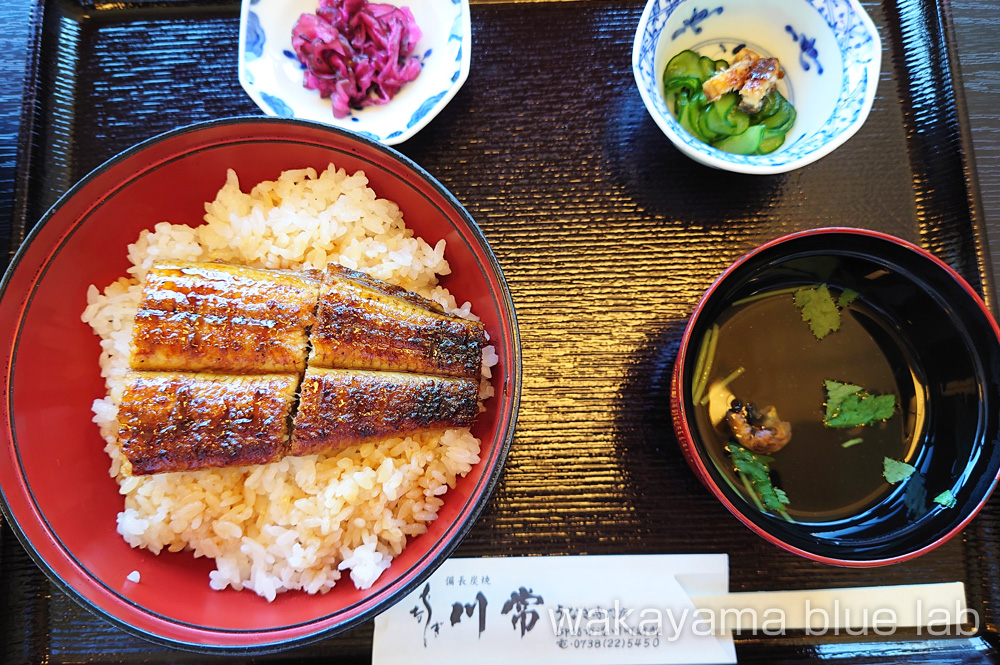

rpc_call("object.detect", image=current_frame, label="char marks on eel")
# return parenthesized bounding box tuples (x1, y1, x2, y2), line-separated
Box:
(118, 371, 299, 475)
(130, 261, 320, 374)
(118, 260, 487, 475)
(291, 369, 480, 457)
(310, 264, 487, 379)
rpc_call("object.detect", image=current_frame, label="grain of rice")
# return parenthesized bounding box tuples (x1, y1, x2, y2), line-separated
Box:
(82, 164, 497, 599)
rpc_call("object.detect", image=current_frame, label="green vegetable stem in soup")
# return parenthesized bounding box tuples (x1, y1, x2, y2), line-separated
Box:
(691, 284, 922, 523)
(663, 48, 796, 155)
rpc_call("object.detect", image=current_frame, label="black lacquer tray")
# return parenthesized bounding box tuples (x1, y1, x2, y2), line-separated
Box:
(3, 0, 1000, 662)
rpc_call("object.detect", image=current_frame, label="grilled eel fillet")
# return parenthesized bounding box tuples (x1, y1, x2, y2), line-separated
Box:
(310, 265, 487, 379)
(290, 368, 480, 456)
(735, 57, 783, 113)
(327, 264, 450, 314)
(702, 47, 783, 113)
(130, 260, 320, 373)
(118, 371, 299, 475)
(119, 261, 486, 473)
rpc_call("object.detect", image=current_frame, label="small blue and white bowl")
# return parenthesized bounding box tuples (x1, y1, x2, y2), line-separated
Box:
(632, 0, 881, 174)
(238, 0, 471, 145)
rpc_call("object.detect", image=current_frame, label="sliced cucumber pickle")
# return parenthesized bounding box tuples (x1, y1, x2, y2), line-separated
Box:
(662, 49, 796, 156)
(712, 124, 765, 155)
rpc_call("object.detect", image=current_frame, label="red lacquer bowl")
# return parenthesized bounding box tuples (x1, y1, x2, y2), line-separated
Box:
(0, 118, 520, 652)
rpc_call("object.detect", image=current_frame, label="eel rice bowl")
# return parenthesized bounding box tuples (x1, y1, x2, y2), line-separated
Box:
(80, 165, 498, 601)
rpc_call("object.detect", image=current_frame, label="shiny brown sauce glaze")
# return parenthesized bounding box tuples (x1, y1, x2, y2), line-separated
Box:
(310, 270, 487, 379)
(118, 371, 299, 475)
(290, 369, 480, 456)
(118, 261, 487, 474)
(326, 264, 448, 314)
(129, 261, 319, 374)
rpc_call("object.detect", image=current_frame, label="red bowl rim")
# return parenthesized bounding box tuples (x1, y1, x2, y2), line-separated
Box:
(0, 117, 522, 652)
(671, 226, 1000, 567)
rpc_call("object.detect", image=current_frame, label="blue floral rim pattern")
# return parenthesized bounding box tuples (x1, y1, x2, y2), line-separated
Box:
(238, 0, 471, 145)
(634, 0, 880, 169)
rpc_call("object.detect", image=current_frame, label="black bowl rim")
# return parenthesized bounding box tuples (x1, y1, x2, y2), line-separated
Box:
(671, 226, 1000, 566)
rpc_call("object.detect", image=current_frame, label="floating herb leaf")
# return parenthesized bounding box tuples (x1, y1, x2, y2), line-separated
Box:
(836, 288, 859, 309)
(933, 490, 957, 508)
(824, 380, 896, 428)
(726, 443, 789, 512)
(841, 437, 864, 448)
(794, 285, 841, 340)
(883, 457, 916, 484)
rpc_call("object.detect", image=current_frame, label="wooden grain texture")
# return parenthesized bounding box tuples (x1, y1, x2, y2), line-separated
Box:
(0, 0, 31, 265)
(948, 0, 1000, 273)
(1, 0, 1000, 663)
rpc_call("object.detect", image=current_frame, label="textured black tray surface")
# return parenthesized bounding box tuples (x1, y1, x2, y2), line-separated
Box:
(3, 0, 1000, 662)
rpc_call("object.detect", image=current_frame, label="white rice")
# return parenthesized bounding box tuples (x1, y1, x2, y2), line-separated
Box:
(81, 165, 496, 601)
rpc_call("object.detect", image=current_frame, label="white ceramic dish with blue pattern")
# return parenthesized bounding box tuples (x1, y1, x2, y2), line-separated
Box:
(238, 0, 470, 145)
(632, 0, 881, 174)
